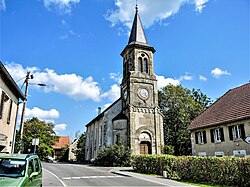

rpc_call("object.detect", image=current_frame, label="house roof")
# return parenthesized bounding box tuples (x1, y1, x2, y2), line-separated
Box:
(52, 136, 70, 149)
(0, 62, 25, 100)
(189, 83, 250, 130)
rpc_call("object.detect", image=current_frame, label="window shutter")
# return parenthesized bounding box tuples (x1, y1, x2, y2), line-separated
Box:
(220, 128, 225, 142)
(203, 131, 207, 144)
(228, 126, 233, 140)
(210, 129, 214, 143)
(0, 91, 5, 119)
(240, 124, 246, 139)
(195, 132, 198, 144)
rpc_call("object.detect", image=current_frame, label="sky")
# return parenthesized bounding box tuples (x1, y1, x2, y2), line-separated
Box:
(0, 0, 249, 140)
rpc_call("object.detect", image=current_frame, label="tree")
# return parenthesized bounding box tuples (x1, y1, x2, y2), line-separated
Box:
(15, 117, 58, 160)
(74, 132, 86, 162)
(95, 142, 131, 167)
(158, 85, 211, 156)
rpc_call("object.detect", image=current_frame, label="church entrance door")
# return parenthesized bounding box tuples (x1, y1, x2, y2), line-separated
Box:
(140, 141, 151, 154)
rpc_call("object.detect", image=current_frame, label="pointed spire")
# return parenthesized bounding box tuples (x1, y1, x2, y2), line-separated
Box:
(128, 5, 148, 45)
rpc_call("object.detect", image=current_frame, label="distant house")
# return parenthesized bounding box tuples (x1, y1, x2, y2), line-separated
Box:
(52, 136, 70, 161)
(189, 83, 250, 157)
(68, 138, 79, 162)
(0, 62, 25, 153)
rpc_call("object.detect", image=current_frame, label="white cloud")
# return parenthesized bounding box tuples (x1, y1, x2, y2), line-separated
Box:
(0, 0, 6, 11)
(109, 72, 122, 84)
(156, 73, 194, 89)
(195, 0, 208, 13)
(5, 62, 103, 101)
(105, 0, 209, 30)
(17, 104, 60, 125)
(53, 124, 67, 134)
(25, 107, 60, 121)
(5, 62, 120, 102)
(43, 0, 80, 14)
(179, 74, 193, 81)
(199, 75, 208, 81)
(211, 68, 231, 78)
(101, 84, 120, 102)
(156, 75, 180, 89)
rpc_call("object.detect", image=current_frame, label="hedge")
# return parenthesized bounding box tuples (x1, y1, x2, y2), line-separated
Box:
(132, 155, 250, 187)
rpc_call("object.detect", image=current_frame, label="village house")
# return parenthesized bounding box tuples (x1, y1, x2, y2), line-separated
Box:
(85, 7, 164, 161)
(189, 83, 250, 157)
(0, 61, 25, 153)
(52, 136, 70, 161)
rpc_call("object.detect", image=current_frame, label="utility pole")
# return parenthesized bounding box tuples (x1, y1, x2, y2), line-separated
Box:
(19, 71, 33, 141)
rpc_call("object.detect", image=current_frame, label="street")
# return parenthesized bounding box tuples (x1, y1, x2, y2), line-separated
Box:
(42, 162, 195, 187)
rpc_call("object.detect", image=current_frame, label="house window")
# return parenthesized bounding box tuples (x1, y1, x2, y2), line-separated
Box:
(210, 128, 224, 143)
(229, 124, 245, 141)
(115, 134, 120, 144)
(195, 131, 207, 144)
(7, 100, 13, 124)
(138, 57, 143, 73)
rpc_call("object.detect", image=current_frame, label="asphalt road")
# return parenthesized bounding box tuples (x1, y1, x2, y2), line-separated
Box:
(42, 162, 195, 187)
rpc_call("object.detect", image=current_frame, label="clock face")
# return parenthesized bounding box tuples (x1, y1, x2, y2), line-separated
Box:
(138, 88, 149, 99)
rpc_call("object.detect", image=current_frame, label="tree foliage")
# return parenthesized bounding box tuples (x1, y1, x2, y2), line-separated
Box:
(158, 85, 211, 156)
(15, 117, 58, 160)
(95, 142, 131, 167)
(74, 133, 86, 162)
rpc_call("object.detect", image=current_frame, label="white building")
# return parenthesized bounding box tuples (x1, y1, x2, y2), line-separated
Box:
(0, 62, 25, 153)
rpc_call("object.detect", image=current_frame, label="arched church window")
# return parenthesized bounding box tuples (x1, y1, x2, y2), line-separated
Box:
(138, 57, 143, 73)
(143, 58, 149, 74)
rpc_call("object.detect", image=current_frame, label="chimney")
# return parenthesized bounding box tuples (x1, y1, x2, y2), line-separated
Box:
(98, 107, 101, 115)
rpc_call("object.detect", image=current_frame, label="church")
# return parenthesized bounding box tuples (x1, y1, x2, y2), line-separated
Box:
(85, 7, 164, 161)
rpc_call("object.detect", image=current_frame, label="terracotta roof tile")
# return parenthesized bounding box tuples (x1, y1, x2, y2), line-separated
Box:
(52, 136, 70, 149)
(189, 83, 250, 130)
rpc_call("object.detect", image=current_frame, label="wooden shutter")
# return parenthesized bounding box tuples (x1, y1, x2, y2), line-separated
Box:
(240, 124, 246, 139)
(220, 128, 225, 142)
(228, 126, 233, 140)
(195, 132, 198, 144)
(0, 91, 4, 119)
(210, 129, 214, 143)
(203, 131, 207, 144)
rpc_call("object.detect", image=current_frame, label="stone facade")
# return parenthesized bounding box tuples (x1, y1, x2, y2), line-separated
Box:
(0, 62, 25, 153)
(85, 8, 164, 160)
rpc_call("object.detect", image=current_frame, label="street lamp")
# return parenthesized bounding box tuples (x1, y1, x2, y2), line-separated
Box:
(19, 71, 46, 152)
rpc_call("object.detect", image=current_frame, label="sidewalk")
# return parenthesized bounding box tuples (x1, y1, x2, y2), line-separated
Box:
(109, 167, 197, 187)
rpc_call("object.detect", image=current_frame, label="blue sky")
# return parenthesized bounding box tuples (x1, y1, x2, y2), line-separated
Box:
(0, 0, 249, 140)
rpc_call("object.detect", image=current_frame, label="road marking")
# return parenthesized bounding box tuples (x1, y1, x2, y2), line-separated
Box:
(43, 168, 67, 187)
(61, 175, 123, 180)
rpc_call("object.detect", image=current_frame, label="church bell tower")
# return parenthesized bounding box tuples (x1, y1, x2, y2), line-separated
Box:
(120, 6, 164, 154)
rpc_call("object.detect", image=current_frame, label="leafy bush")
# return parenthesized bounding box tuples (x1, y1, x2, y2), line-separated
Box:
(94, 142, 131, 167)
(132, 155, 250, 187)
(161, 145, 175, 155)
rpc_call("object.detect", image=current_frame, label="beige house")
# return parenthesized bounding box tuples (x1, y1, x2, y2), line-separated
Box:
(85, 7, 164, 161)
(189, 83, 250, 157)
(0, 62, 25, 153)
(68, 138, 79, 162)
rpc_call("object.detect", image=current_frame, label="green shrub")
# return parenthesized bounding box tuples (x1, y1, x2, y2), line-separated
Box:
(161, 145, 175, 155)
(132, 155, 250, 187)
(94, 142, 131, 167)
